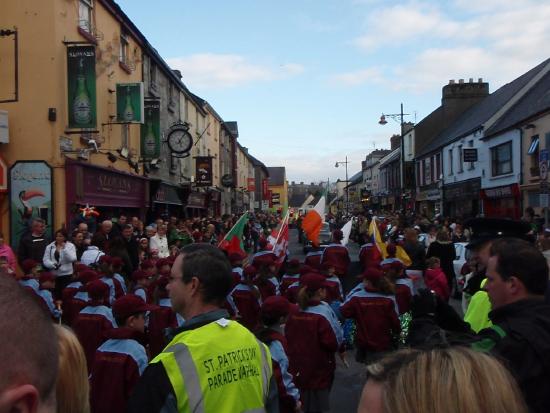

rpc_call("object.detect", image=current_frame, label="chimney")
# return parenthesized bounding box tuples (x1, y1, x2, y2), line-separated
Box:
(469, 78, 474, 83)
(449, 79, 456, 84)
(172, 69, 182, 80)
(390, 134, 400, 150)
(442, 77, 489, 106)
(458, 79, 464, 84)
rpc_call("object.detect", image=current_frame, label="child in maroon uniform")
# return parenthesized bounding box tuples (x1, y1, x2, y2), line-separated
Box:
(382, 260, 413, 315)
(132, 270, 152, 303)
(425, 257, 450, 302)
(320, 260, 344, 304)
(341, 267, 400, 363)
(90, 295, 154, 413)
(97, 255, 124, 305)
(321, 229, 350, 277)
(280, 258, 301, 295)
(254, 253, 280, 300)
(229, 265, 262, 331)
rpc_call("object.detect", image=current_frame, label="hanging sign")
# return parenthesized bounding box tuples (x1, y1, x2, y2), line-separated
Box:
(116, 83, 144, 123)
(140, 100, 160, 159)
(67, 46, 97, 129)
(195, 156, 212, 186)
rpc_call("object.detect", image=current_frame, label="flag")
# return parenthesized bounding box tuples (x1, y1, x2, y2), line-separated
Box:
(300, 194, 314, 209)
(341, 219, 353, 246)
(272, 212, 289, 267)
(368, 217, 386, 262)
(395, 245, 412, 267)
(302, 194, 325, 246)
(219, 212, 249, 255)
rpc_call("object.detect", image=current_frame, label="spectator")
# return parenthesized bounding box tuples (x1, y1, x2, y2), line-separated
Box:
(0, 274, 58, 413)
(149, 224, 169, 259)
(77, 222, 92, 246)
(424, 257, 450, 302)
(42, 228, 77, 298)
(109, 236, 133, 278)
(18, 217, 50, 267)
(55, 325, 90, 413)
(358, 347, 527, 413)
(426, 230, 456, 293)
(122, 224, 140, 272)
(80, 239, 105, 268)
(403, 228, 426, 273)
(91, 220, 113, 253)
(72, 230, 86, 261)
(0, 232, 16, 272)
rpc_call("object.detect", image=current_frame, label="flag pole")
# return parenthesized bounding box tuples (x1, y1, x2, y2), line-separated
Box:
(218, 211, 248, 248)
(271, 209, 290, 252)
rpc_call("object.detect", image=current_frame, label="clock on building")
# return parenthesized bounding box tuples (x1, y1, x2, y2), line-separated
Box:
(166, 123, 193, 155)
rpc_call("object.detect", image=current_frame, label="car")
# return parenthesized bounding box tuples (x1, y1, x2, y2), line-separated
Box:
(453, 242, 469, 294)
(303, 222, 332, 254)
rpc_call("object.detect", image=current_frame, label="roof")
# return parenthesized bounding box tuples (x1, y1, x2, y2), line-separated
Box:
(379, 148, 400, 168)
(346, 171, 363, 188)
(417, 58, 550, 157)
(248, 154, 269, 176)
(485, 69, 550, 137)
(267, 167, 286, 186)
(224, 122, 239, 138)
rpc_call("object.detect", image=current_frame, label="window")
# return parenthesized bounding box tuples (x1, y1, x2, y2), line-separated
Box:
(448, 148, 453, 175)
(78, 0, 93, 33)
(468, 140, 474, 170)
(119, 32, 129, 65)
(424, 157, 431, 185)
(435, 153, 441, 180)
(491, 141, 512, 176)
(458, 145, 463, 173)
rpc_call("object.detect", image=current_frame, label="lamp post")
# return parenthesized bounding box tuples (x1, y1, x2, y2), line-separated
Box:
(335, 156, 349, 216)
(379, 103, 410, 210)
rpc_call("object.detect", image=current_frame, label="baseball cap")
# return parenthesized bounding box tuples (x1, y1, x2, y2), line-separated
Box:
(228, 251, 247, 264)
(261, 296, 290, 319)
(86, 279, 109, 299)
(21, 259, 40, 273)
(110, 256, 123, 267)
(253, 253, 276, 268)
(301, 273, 328, 292)
(156, 258, 170, 269)
(141, 260, 155, 270)
(243, 265, 257, 279)
(98, 255, 112, 265)
(79, 269, 99, 283)
(112, 295, 156, 321)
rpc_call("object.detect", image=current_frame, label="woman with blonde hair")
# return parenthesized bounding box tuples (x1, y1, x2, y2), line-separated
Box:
(55, 325, 90, 413)
(358, 347, 527, 413)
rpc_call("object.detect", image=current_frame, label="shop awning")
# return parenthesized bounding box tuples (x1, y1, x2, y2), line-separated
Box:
(151, 180, 184, 206)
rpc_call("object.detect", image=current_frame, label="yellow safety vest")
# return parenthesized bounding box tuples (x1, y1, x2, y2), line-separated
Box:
(151, 318, 272, 413)
(464, 279, 493, 333)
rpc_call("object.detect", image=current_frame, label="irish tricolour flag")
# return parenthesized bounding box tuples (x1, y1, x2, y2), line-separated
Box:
(301, 194, 325, 247)
(219, 212, 249, 255)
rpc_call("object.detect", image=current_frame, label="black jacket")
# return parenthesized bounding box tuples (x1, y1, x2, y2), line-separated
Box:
(17, 233, 50, 266)
(475, 299, 550, 413)
(403, 241, 426, 271)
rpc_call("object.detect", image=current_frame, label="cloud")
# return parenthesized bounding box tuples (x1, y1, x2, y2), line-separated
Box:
(329, 67, 384, 86)
(167, 54, 304, 89)
(291, 14, 339, 33)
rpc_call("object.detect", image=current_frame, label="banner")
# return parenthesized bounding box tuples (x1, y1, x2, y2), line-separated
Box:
(116, 83, 144, 123)
(195, 156, 213, 187)
(9, 161, 53, 249)
(262, 178, 269, 198)
(141, 100, 160, 159)
(247, 177, 255, 192)
(67, 46, 97, 129)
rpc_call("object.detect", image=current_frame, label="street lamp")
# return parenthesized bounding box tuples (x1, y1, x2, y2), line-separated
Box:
(335, 156, 349, 216)
(379, 103, 410, 210)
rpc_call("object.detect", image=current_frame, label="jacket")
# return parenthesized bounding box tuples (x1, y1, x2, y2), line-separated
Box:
(80, 246, 104, 267)
(149, 235, 169, 258)
(394, 279, 413, 314)
(425, 268, 450, 302)
(340, 287, 400, 352)
(73, 304, 116, 371)
(255, 277, 279, 301)
(17, 232, 50, 267)
(147, 298, 180, 359)
(229, 283, 262, 331)
(324, 276, 344, 303)
(90, 327, 148, 413)
(403, 241, 426, 271)
(42, 242, 77, 277)
(99, 276, 124, 305)
(426, 241, 456, 282)
(321, 243, 350, 276)
(304, 250, 323, 270)
(474, 299, 550, 413)
(280, 273, 300, 295)
(64, 290, 89, 327)
(358, 243, 382, 271)
(285, 300, 343, 390)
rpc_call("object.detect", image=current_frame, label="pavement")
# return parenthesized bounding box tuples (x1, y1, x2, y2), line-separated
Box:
(285, 228, 463, 412)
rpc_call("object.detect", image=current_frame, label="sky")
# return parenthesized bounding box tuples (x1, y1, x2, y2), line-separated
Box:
(117, 0, 550, 183)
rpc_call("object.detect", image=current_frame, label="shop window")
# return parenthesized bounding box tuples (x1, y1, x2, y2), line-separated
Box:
(78, 0, 93, 33)
(491, 141, 512, 176)
(448, 148, 453, 175)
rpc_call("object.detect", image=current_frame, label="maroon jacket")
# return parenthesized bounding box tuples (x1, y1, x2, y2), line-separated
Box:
(425, 268, 450, 302)
(304, 251, 323, 270)
(285, 300, 340, 390)
(321, 244, 350, 276)
(254, 277, 277, 301)
(147, 300, 179, 359)
(340, 287, 400, 352)
(230, 283, 262, 331)
(73, 303, 116, 371)
(395, 283, 412, 315)
(64, 291, 89, 327)
(90, 328, 148, 413)
(324, 276, 343, 303)
(284, 282, 300, 304)
(359, 243, 382, 271)
(280, 274, 300, 295)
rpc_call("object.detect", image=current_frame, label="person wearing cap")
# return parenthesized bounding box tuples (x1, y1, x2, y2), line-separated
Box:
(111, 256, 128, 294)
(90, 294, 155, 413)
(72, 280, 116, 372)
(97, 255, 125, 305)
(37, 272, 62, 321)
(132, 270, 152, 303)
(341, 268, 400, 363)
(257, 296, 301, 413)
(127, 243, 276, 413)
(472, 238, 550, 413)
(379, 243, 402, 267)
(64, 269, 98, 326)
(304, 246, 324, 271)
(228, 251, 246, 287)
(285, 265, 312, 304)
(280, 258, 301, 295)
(228, 265, 262, 331)
(285, 273, 343, 413)
(424, 257, 450, 303)
(320, 229, 350, 278)
(320, 260, 344, 305)
(358, 240, 382, 271)
(19, 258, 41, 292)
(463, 218, 532, 332)
(61, 263, 89, 317)
(251, 238, 273, 266)
(254, 253, 281, 300)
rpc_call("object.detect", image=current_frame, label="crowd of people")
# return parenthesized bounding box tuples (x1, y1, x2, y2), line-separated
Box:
(1, 208, 550, 413)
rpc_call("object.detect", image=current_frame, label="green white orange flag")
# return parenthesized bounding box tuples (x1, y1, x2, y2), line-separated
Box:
(302, 194, 325, 247)
(218, 212, 249, 255)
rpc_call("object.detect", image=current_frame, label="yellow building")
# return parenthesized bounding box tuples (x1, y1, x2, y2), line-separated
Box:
(266, 167, 288, 213)
(0, 0, 146, 246)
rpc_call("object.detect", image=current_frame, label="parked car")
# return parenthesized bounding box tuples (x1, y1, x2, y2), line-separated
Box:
(303, 222, 332, 254)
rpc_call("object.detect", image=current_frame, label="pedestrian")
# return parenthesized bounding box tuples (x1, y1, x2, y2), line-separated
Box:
(358, 241, 381, 271)
(304, 246, 324, 271)
(17, 217, 50, 267)
(97, 255, 125, 304)
(109, 236, 134, 277)
(72, 230, 87, 261)
(285, 273, 343, 413)
(402, 227, 426, 274)
(91, 220, 113, 253)
(0, 274, 59, 413)
(321, 229, 350, 277)
(257, 296, 301, 413)
(228, 251, 246, 286)
(110, 256, 128, 294)
(42, 228, 77, 298)
(229, 264, 262, 331)
(63, 269, 98, 327)
(80, 238, 105, 268)
(424, 257, 450, 302)
(472, 238, 550, 412)
(0, 231, 16, 272)
(37, 271, 62, 321)
(426, 230, 456, 294)
(122, 224, 140, 272)
(382, 260, 413, 315)
(319, 260, 344, 305)
(127, 243, 276, 412)
(358, 347, 527, 413)
(55, 325, 90, 413)
(149, 224, 170, 259)
(341, 267, 400, 363)
(90, 295, 154, 413)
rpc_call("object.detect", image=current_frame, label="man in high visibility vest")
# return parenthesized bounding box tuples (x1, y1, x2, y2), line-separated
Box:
(128, 243, 277, 413)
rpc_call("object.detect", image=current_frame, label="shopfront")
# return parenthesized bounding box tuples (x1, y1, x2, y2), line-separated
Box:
(443, 178, 481, 219)
(481, 183, 521, 220)
(415, 188, 441, 218)
(65, 159, 150, 225)
(149, 180, 186, 220)
(186, 191, 208, 217)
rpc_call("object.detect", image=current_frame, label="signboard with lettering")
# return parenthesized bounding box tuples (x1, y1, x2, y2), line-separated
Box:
(247, 178, 255, 192)
(195, 156, 213, 187)
(271, 192, 280, 205)
(67, 46, 97, 129)
(262, 179, 269, 199)
(463, 148, 478, 162)
(9, 161, 53, 248)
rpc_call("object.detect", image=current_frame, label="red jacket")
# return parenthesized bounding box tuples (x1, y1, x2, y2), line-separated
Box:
(254, 277, 278, 301)
(304, 251, 323, 270)
(230, 283, 262, 331)
(73, 304, 116, 372)
(284, 281, 300, 304)
(285, 300, 342, 390)
(321, 244, 350, 276)
(425, 268, 450, 302)
(359, 243, 382, 271)
(147, 298, 179, 358)
(324, 276, 343, 303)
(280, 274, 300, 295)
(340, 287, 400, 352)
(64, 291, 89, 327)
(90, 328, 148, 413)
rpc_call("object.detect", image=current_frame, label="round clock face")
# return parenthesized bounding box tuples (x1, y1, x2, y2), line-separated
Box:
(167, 127, 193, 154)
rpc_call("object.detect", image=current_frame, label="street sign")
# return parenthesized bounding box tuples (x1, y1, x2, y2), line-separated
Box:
(463, 148, 478, 162)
